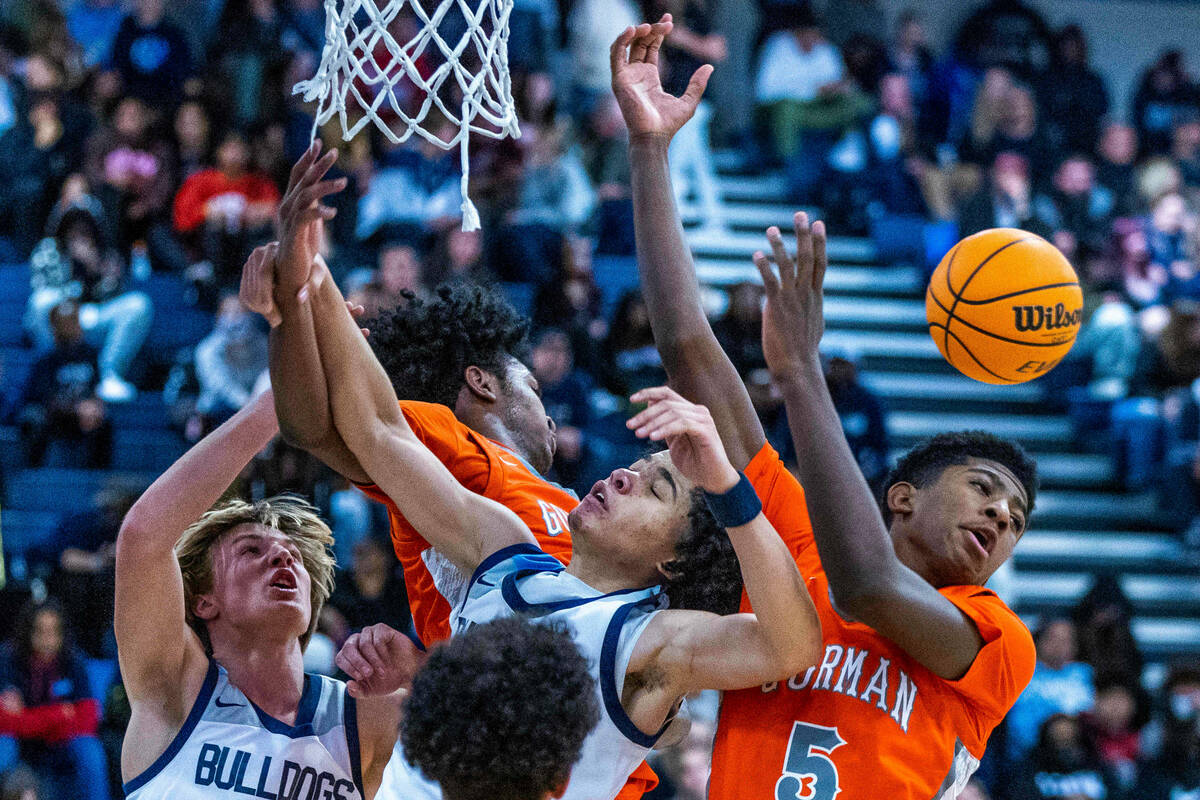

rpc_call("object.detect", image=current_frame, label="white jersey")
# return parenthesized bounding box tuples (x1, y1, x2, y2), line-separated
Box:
(376, 543, 669, 800)
(124, 659, 363, 800)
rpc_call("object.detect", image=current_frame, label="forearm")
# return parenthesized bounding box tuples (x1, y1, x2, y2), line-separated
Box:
(774, 360, 899, 602)
(630, 138, 711, 347)
(269, 287, 336, 448)
(308, 272, 526, 570)
(728, 513, 820, 669)
(629, 138, 764, 466)
(119, 391, 277, 551)
(308, 267, 404, 452)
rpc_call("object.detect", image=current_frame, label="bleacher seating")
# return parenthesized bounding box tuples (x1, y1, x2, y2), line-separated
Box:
(0, 265, 27, 347)
(684, 157, 1199, 660)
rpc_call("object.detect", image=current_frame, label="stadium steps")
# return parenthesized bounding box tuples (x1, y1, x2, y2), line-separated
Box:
(699, 154, 1199, 656)
(1023, 490, 1175, 532)
(887, 411, 1074, 450)
(5, 468, 157, 514)
(694, 258, 922, 296)
(686, 227, 877, 264)
(1012, 573, 1200, 617)
(865, 373, 1048, 415)
(1014, 530, 1192, 575)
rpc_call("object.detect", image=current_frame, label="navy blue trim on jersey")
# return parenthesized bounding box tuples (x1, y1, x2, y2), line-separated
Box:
(599, 598, 671, 749)
(467, 543, 551, 593)
(122, 658, 220, 794)
(501, 573, 657, 616)
(344, 689, 365, 799)
(248, 672, 321, 738)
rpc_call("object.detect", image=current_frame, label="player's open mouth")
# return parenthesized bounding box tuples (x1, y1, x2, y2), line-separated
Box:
(962, 526, 994, 558)
(586, 480, 609, 513)
(269, 569, 298, 592)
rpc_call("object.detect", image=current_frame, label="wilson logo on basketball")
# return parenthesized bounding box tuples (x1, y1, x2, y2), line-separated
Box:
(1011, 303, 1083, 333)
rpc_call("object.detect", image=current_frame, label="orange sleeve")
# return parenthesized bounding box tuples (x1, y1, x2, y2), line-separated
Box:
(744, 441, 814, 560)
(355, 401, 491, 505)
(941, 586, 1037, 738)
(613, 760, 658, 800)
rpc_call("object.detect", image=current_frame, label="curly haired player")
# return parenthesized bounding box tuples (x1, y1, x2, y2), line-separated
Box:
(256, 199, 821, 799)
(402, 617, 599, 800)
(238, 143, 725, 798)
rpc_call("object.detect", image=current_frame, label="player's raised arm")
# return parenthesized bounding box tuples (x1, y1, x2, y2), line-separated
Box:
(298, 253, 536, 575)
(623, 388, 820, 715)
(612, 20, 764, 469)
(115, 391, 278, 704)
(757, 213, 988, 679)
(239, 142, 371, 484)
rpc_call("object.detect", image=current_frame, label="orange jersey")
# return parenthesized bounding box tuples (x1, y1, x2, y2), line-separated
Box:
(356, 401, 576, 646)
(711, 447, 1037, 799)
(357, 401, 659, 799)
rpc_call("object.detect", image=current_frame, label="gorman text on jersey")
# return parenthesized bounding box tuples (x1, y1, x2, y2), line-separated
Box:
(762, 643, 920, 733)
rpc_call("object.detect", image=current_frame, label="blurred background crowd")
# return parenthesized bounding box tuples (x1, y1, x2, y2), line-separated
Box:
(0, 0, 1197, 797)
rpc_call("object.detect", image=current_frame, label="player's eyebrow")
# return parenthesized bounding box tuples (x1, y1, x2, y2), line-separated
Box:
(967, 467, 1027, 514)
(657, 466, 678, 502)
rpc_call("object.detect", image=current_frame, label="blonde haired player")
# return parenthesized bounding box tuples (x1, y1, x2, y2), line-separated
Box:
(115, 390, 417, 799)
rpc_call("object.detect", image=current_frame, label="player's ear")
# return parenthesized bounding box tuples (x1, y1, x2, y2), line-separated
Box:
(193, 594, 219, 621)
(886, 481, 916, 519)
(463, 364, 500, 403)
(655, 559, 681, 582)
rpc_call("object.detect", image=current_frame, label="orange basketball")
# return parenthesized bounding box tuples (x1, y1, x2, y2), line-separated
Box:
(925, 228, 1082, 384)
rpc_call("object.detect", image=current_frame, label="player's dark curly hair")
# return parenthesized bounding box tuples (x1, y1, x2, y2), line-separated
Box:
(402, 617, 599, 800)
(660, 489, 743, 615)
(367, 284, 531, 407)
(880, 431, 1038, 525)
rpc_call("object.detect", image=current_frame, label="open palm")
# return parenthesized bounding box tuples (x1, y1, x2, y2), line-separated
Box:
(610, 16, 713, 142)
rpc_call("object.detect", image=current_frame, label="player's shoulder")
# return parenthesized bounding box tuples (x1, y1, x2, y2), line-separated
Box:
(940, 585, 1036, 663)
(399, 399, 462, 429)
(469, 542, 562, 588)
(744, 440, 801, 499)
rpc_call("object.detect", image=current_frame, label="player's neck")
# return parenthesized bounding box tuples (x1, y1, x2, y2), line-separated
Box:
(456, 404, 535, 467)
(564, 553, 656, 595)
(211, 631, 306, 723)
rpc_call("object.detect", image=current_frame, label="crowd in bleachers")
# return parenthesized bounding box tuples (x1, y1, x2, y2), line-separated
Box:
(0, 0, 1196, 797)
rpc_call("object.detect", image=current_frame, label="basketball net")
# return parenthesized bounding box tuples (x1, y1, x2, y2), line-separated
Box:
(293, 0, 522, 230)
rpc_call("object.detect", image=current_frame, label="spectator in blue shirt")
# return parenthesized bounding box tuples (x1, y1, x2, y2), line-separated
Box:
(107, 0, 194, 109)
(1007, 618, 1096, 763)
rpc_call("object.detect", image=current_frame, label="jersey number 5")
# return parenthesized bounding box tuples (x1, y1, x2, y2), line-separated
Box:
(774, 721, 846, 800)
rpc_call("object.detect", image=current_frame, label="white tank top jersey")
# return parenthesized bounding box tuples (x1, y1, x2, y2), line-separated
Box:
(123, 659, 364, 800)
(375, 543, 669, 800)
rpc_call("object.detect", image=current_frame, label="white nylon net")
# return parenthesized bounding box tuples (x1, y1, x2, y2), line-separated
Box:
(293, 0, 522, 230)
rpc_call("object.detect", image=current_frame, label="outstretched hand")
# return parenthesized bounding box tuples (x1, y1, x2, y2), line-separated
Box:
(276, 140, 346, 295)
(239, 243, 369, 334)
(335, 623, 425, 699)
(753, 212, 828, 375)
(626, 385, 738, 493)
(610, 15, 713, 144)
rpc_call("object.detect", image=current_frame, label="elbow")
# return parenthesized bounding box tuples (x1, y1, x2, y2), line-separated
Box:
(114, 506, 153, 568)
(830, 580, 893, 627)
(770, 626, 824, 681)
(277, 417, 327, 452)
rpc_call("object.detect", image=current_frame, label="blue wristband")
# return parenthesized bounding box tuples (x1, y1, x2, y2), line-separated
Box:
(702, 472, 762, 528)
